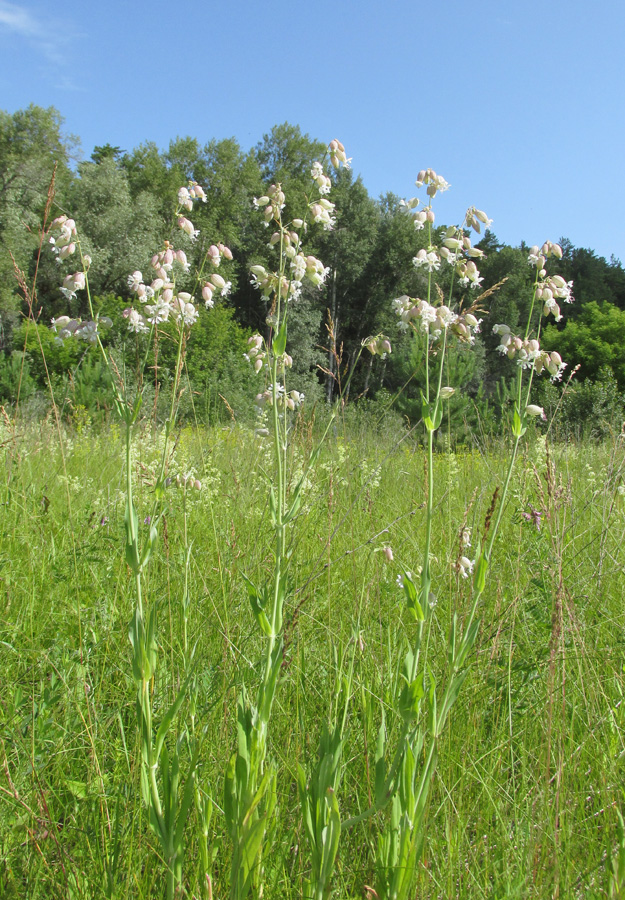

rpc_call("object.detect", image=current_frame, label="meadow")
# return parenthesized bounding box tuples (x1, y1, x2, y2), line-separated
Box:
(1, 149, 625, 900)
(1, 412, 624, 899)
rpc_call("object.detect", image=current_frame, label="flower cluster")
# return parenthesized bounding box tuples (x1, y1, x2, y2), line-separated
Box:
(309, 198, 336, 231)
(120, 188, 231, 332)
(393, 295, 481, 343)
(329, 139, 351, 169)
(52, 315, 112, 343)
(528, 241, 563, 267)
(536, 274, 575, 322)
(177, 181, 207, 210)
(457, 556, 475, 579)
(363, 335, 392, 358)
(406, 172, 489, 291)
(415, 168, 450, 198)
(255, 384, 304, 412)
(253, 183, 286, 225)
(493, 325, 566, 380)
(49, 216, 78, 262)
(245, 334, 267, 373)
(311, 161, 331, 195)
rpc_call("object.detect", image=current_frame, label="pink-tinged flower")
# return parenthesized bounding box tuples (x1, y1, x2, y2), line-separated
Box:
(329, 139, 351, 169)
(178, 217, 199, 241)
(310, 201, 336, 230)
(61, 271, 86, 300)
(522, 506, 543, 530)
(207, 244, 221, 266)
(172, 297, 199, 328)
(210, 273, 231, 296)
(128, 271, 143, 292)
(202, 283, 215, 308)
(364, 335, 392, 357)
(189, 182, 207, 202)
(415, 168, 450, 197)
(57, 242, 76, 260)
(464, 206, 492, 233)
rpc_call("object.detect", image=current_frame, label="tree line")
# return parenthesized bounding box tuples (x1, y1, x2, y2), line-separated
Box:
(1, 104, 624, 438)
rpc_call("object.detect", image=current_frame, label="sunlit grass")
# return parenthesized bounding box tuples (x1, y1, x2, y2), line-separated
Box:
(1, 417, 623, 898)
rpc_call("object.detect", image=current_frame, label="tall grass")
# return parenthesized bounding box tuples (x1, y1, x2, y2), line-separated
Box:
(1, 415, 624, 898)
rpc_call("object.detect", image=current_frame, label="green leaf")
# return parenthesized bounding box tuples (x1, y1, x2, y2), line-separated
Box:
(473, 553, 488, 594)
(398, 674, 424, 724)
(439, 670, 469, 730)
(269, 486, 278, 527)
(512, 407, 526, 438)
(154, 671, 194, 763)
(401, 573, 424, 621)
(272, 320, 287, 356)
(242, 574, 273, 637)
(374, 716, 387, 808)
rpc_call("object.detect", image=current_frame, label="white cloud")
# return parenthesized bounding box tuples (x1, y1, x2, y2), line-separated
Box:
(0, 1, 44, 38)
(0, 1, 81, 84)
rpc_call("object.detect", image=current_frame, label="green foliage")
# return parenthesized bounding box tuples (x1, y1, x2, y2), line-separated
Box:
(538, 366, 625, 440)
(0, 105, 75, 317)
(0, 351, 36, 403)
(543, 300, 625, 389)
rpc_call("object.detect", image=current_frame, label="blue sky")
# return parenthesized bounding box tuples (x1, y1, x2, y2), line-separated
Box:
(2, 0, 623, 261)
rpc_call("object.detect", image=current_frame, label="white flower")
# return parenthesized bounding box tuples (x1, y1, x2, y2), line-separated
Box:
(125, 308, 149, 334)
(458, 556, 474, 578)
(413, 249, 440, 272)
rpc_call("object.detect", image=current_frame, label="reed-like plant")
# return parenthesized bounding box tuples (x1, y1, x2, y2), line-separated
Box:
(351, 170, 574, 899)
(46, 187, 232, 899)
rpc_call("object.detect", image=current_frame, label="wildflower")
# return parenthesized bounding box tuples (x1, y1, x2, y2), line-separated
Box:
(364, 335, 392, 357)
(172, 296, 199, 327)
(461, 528, 471, 547)
(124, 308, 149, 334)
(189, 182, 207, 202)
(526, 404, 546, 420)
(464, 206, 492, 233)
(178, 187, 193, 211)
(210, 273, 231, 296)
(202, 283, 215, 308)
(439, 386, 455, 399)
(415, 168, 450, 197)
(310, 201, 336, 231)
(458, 556, 474, 578)
(413, 249, 441, 272)
(311, 161, 332, 194)
(329, 139, 351, 169)
(178, 217, 199, 241)
(383, 545, 394, 562)
(522, 506, 542, 530)
(128, 271, 143, 292)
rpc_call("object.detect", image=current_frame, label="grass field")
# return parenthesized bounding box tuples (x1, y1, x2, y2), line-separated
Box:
(1, 412, 624, 899)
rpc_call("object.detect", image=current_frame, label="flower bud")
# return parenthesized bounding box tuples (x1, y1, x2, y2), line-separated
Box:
(526, 404, 544, 417)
